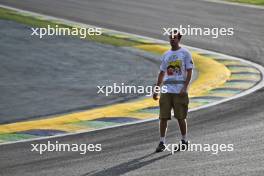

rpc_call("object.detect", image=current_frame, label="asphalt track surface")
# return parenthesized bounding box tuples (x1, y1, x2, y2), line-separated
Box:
(0, 20, 159, 124)
(0, 0, 264, 176)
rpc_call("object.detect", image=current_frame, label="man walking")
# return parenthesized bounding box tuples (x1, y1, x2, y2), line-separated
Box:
(153, 30, 194, 152)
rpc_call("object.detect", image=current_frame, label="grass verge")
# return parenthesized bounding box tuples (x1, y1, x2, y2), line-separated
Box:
(226, 0, 264, 5)
(0, 7, 139, 46)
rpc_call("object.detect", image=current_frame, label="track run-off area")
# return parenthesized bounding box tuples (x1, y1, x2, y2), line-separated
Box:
(0, 0, 264, 175)
(0, 6, 263, 144)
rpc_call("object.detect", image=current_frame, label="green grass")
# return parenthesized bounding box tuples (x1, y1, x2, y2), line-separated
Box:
(0, 7, 139, 46)
(0, 133, 37, 141)
(226, 0, 264, 5)
(0, 7, 68, 28)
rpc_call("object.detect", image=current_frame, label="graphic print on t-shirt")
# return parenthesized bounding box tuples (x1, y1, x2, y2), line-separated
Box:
(160, 48, 194, 93)
(167, 59, 182, 76)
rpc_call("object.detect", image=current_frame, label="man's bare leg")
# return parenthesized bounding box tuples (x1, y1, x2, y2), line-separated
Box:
(160, 119, 168, 137)
(177, 119, 187, 141)
(155, 119, 168, 152)
(160, 119, 168, 142)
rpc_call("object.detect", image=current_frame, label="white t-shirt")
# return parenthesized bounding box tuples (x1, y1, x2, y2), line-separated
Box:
(160, 47, 194, 94)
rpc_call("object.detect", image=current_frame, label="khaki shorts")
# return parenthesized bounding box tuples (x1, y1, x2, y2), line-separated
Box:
(159, 93, 189, 120)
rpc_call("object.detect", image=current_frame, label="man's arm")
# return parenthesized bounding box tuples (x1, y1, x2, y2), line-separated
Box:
(180, 68, 192, 95)
(153, 71, 165, 100)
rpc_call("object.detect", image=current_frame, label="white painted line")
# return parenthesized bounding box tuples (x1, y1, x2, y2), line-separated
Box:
(0, 4, 263, 146)
(202, 0, 264, 10)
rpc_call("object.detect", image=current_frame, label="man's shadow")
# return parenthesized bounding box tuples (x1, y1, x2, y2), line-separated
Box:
(82, 152, 171, 176)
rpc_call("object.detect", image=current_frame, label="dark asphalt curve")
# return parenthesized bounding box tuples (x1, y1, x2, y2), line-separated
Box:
(0, 20, 158, 124)
(1, 92, 264, 176)
(0, 0, 263, 176)
(0, 0, 263, 62)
